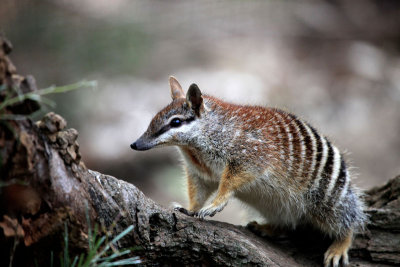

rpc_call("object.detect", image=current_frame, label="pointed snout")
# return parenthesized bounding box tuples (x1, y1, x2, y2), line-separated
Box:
(130, 138, 152, 151)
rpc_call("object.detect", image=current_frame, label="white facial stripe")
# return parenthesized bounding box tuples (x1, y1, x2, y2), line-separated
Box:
(155, 124, 191, 144)
(167, 123, 195, 135)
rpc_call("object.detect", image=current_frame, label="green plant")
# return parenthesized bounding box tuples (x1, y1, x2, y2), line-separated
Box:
(59, 203, 141, 267)
(0, 80, 97, 120)
(60, 222, 141, 267)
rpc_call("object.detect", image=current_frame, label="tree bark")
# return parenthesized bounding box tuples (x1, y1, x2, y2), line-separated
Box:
(1, 36, 399, 267)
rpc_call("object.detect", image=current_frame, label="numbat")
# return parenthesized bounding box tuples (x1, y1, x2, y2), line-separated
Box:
(131, 76, 366, 267)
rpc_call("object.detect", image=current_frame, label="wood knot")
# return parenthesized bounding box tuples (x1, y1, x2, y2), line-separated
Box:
(37, 112, 67, 134)
(37, 113, 82, 166)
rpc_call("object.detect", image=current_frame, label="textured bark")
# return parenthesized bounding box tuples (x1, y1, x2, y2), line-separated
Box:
(1, 36, 399, 267)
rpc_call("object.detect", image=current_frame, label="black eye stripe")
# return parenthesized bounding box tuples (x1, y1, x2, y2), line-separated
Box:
(185, 116, 195, 123)
(169, 116, 195, 126)
(153, 116, 195, 137)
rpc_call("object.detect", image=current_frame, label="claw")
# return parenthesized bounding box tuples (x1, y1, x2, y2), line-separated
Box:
(323, 236, 352, 267)
(324, 249, 349, 267)
(197, 202, 227, 219)
(171, 202, 196, 217)
(342, 252, 349, 266)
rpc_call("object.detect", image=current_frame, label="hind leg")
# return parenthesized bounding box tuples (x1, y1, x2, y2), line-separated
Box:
(324, 230, 352, 267)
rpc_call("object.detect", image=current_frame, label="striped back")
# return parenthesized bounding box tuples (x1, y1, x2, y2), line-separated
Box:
(270, 109, 349, 204)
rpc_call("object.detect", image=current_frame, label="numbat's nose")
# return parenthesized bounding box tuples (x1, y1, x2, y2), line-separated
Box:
(130, 142, 137, 150)
(130, 139, 152, 151)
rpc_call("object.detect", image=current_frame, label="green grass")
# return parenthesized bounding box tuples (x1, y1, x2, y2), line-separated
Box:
(58, 203, 141, 267)
(60, 223, 141, 267)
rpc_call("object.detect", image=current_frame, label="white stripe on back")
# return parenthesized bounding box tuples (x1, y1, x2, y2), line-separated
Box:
(336, 169, 350, 206)
(291, 119, 305, 177)
(275, 112, 293, 174)
(324, 146, 341, 201)
(312, 135, 328, 190)
(303, 123, 317, 181)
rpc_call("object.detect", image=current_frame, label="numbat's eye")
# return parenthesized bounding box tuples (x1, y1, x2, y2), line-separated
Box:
(170, 118, 182, 127)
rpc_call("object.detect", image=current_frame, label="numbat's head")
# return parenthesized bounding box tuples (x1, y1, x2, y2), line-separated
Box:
(131, 77, 204, 151)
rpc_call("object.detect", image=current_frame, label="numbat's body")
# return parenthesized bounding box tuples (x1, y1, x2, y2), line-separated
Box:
(131, 77, 366, 267)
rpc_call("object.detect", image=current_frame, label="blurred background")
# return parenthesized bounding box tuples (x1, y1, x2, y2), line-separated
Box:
(2, 0, 400, 224)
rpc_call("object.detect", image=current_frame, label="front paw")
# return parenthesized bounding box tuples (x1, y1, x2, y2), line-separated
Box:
(171, 202, 196, 217)
(197, 202, 227, 219)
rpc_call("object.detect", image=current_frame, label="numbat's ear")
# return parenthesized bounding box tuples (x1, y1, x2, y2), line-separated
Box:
(169, 76, 185, 100)
(186, 83, 203, 116)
